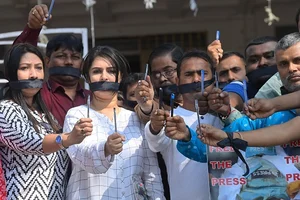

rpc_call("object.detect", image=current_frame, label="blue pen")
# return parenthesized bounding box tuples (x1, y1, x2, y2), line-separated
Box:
(215, 71, 219, 89)
(216, 30, 220, 40)
(170, 93, 175, 117)
(47, 0, 55, 21)
(243, 80, 248, 105)
(201, 70, 205, 94)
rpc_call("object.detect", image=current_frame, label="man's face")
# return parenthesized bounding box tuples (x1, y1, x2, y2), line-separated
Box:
(177, 57, 213, 101)
(150, 54, 177, 89)
(217, 55, 246, 83)
(277, 42, 300, 92)
(245, 41, 277, 73)
(46, 48, 83, 85)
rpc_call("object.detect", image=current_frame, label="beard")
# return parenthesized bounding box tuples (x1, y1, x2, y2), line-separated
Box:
(282, 75, 300, 93)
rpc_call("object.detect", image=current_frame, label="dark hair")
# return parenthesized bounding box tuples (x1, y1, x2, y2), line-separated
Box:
(120, 73, 144, 100)
(46, 33, 83, 57)
(82, 46, 130, 83)
(244, 36, 278, 56)
(4, 43, 60, 132)
(296, 8, 300, 26)
(220, 51, 245, 63)
(276, 32, 300, 52)
(148, 43, 183, 73)
(177, 50, 214, 78)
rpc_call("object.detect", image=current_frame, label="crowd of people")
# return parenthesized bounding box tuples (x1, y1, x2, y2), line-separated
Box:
(0, 2, 299, 200)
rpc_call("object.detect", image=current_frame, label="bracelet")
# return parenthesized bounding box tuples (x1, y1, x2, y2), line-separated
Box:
(218, 106, 232, 120)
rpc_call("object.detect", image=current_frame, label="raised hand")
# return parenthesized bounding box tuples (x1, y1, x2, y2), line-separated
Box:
(207, 40, 223, 65)
(149, 109, 169, 134)
(67, 118, 93, 146)
(208, 88, 230, 116)
(244, 98, 276, 120)
(135, 75, 155, 114)
(165, 115, 190, 141)
(195, 91, 210, 115)
(104, 132, 126, 157)
(197, 124, 227, 147)
(28, 4, 52, 29)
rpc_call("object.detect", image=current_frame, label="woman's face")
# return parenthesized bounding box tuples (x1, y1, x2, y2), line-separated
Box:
(17, 52, 44, 98)
(89, 56, 121, 99)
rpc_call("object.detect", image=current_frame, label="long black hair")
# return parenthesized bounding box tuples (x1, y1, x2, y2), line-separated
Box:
(4, 43, 60, 133)
(82, 45, 130, 83)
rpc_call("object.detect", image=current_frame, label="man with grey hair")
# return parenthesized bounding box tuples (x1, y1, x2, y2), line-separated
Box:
(255, 10, 300, 99)
(276, 32, 300, 94)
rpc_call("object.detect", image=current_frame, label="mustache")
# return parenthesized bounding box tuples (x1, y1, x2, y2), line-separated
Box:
(287, 73, 300, 81)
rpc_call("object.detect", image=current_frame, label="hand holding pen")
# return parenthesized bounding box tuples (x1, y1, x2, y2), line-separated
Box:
(47, 0, 55, 21)
(207, 30, 223, 65)
(104, 108, 125, 157)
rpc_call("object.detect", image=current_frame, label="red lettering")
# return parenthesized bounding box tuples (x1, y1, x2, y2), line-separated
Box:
(210, 160, 232, 169)
(211, 178, 218, 186)
(210, 178, 247, 186)
(219, 178, 225, 185)
(289, 140, 300, 147)
(209, 146, 234, 153)
(240, 177, 247, 185)
(286, 173, 300, 182)
(284, 156, 300, 164)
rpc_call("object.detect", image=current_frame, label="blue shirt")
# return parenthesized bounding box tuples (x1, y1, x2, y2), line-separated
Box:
(177, 110, 297, 162)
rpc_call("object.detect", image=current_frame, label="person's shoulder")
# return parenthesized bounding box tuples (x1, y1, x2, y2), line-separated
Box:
(66, 104, 86, 115)
(0, 99, 18, 108)
(0, 100, 23, 116)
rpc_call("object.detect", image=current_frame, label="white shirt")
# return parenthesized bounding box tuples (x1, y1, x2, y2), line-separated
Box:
(64, 105, 165, 200)
(145, 106, 224, 200)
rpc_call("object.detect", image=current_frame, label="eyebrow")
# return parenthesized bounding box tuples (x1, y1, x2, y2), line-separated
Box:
(19, 62, 43, 65)
(248, 51, 274, 57)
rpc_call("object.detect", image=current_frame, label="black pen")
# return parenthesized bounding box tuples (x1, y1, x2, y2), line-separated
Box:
(170, 93, 175, 117)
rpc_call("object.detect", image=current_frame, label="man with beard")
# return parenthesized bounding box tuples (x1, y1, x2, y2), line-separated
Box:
(255, 8, 300, 99)
(13, 4, 90, 127)
(144, 50, 224, 200)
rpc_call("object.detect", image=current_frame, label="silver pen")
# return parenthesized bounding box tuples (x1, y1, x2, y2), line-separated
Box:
(113, 108, 117, 133)
(194, 99, 202, 135)
(87, 95, 91, 118)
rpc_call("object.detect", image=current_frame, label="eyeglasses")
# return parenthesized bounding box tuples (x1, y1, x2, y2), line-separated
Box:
(151, 68, 177, 80)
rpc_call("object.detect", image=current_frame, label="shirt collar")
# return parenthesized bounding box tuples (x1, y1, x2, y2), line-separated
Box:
(46, 79, 86, 97)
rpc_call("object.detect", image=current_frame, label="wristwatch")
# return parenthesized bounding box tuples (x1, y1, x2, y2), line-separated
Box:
(55, 135, 66, 150)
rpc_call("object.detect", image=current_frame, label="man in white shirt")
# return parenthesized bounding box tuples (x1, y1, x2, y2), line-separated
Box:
(144, 50, 224, 200)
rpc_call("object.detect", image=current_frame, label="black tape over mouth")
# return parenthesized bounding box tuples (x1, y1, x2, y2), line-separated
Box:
(9, 79, 44, 90)
(89, 81, 119, 92)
